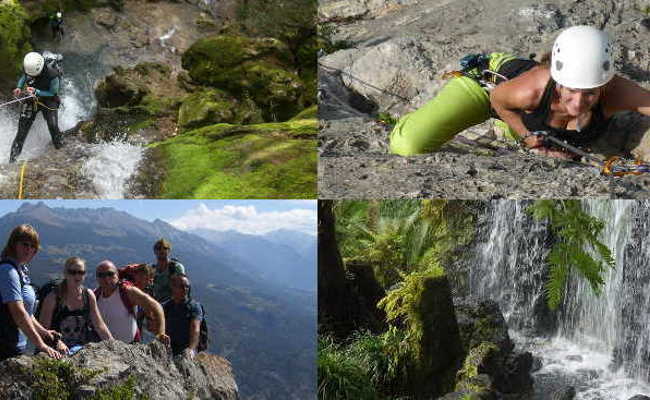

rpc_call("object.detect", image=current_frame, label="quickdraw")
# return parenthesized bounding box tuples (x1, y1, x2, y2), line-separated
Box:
(602, 156, 650, 176)
(529, 131, 650, 176)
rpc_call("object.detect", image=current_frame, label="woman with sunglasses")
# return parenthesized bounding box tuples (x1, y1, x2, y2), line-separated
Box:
(38, 257, 113, 348)
(0, 224, 64, 361)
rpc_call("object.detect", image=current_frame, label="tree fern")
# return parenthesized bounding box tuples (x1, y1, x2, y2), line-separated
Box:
(528, 200, 615, 309)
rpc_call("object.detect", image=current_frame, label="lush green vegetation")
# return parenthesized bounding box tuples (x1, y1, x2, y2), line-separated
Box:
(319, 199, 616, 399)
(527, 200, 615, 309)
(26, 358, 147, 400)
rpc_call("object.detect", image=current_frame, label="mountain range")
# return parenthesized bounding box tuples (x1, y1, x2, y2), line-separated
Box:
(0, 202, 316, 400)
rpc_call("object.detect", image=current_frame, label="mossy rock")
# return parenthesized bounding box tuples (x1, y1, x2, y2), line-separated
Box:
(290, 104, 317, 120)
(455, 342, 500, 390)
(182, 35, 293, 78)
(182, 35, 304, 121)
(178, 88, 263, 132)
(140, 119, 317, 198)
(95, 62, 186, 116)
(0, 0, 32, 89)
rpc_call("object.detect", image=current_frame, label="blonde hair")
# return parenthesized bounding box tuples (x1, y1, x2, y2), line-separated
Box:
(1, 224, 40, 259)
(60, 256, 86, 301)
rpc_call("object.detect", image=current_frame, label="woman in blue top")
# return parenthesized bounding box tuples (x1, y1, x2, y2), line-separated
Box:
(0, 224, 66, 360)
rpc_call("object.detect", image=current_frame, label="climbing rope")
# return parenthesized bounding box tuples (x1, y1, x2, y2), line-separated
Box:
(0, 94, 35, 109)
(17, 161, 27, 199)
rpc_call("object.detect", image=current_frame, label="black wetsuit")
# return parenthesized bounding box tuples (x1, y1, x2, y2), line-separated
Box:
(11, 64, 63, 163)
(521, 79, 611, 147)
(50, 17, 64, 40)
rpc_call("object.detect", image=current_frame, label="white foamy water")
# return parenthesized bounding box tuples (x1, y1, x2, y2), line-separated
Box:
(81, 141, 144, 198)
(0, 78, 91, 163)
(522, 335, 650, 399)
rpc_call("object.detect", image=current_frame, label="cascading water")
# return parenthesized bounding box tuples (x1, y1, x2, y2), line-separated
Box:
(470, 200, 650, 399)
(472, 200, 550, 333)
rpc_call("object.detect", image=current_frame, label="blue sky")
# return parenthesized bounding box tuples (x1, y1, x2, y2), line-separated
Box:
(0, 200, 317, 235)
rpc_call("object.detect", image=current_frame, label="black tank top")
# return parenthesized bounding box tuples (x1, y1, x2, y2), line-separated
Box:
(521, 79, 610, 146)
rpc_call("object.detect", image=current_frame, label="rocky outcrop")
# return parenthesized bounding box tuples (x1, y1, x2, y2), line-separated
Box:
(413, 272, 464, 397)
(0, 339, 238, 399)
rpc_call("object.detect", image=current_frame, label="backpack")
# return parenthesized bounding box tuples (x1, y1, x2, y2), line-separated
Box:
(42, 51, 63, 78)
(34, 278, 64, 320)
(118, 264, 144, 283)
(197, 302, 208, 352)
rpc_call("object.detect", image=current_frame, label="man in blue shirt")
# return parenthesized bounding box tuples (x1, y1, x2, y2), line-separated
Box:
(163, 274, 203, 358)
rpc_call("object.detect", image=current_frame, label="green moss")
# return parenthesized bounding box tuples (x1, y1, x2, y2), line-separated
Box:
(148, 119, 316, 198)
(182, 35, 304, 121)
(178, 88, 263, 132)
(290, 105, 317, 120)
(0, 0, 32, 83)
(455, 342, 499, 390)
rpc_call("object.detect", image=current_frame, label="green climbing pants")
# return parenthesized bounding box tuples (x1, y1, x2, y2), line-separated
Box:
(389, 52, 520, 156)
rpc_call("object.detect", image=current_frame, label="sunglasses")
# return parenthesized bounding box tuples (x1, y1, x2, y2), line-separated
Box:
(18, 241, 37, 249)
(66, 269, 86, 276)
(96, 271, 116, 278)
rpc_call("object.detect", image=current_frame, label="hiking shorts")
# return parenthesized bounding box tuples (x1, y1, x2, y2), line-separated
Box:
(389, 52, 520, 156)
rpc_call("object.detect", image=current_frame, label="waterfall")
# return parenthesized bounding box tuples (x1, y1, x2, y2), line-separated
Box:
(470, 200, 650, 398)
(472, 200, 549, 333)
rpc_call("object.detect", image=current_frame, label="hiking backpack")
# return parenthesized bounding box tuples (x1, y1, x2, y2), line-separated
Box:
(34, 278, 64, 320)
(197, 303, 208, 352)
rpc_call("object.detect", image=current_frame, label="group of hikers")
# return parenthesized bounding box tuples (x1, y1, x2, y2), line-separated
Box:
(0, 224, 207, 362)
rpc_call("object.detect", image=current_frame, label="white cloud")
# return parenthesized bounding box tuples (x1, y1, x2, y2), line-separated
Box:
(168, 203, 317, 236)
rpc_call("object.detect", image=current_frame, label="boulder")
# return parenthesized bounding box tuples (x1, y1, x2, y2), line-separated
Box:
(182, 35, 305, 121)
(629, 396, 650, 400)
(454, 299, 513, 355)
(0, 339, 238, 399)
(178, 88, 263, 132)
(95, 62, 186, 114)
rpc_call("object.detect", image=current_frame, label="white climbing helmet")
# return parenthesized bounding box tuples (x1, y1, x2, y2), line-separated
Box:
(550, 25, 615, 89)
(23, 52, 45, 77)
(56, 11, 62, 19)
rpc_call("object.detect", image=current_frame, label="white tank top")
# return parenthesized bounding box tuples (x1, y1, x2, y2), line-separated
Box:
(96, 287, 137, 343)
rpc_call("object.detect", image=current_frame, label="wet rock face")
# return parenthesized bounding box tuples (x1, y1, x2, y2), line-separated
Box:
(319, 0, 650, 198)
(0, 340, 238, 400)
(551, 386, 576, 400)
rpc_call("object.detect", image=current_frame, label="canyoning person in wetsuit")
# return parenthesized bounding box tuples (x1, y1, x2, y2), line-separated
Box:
(10, 51, 64, 163)
(49, 12, 64, 40)
(390, 25, 650, 160)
